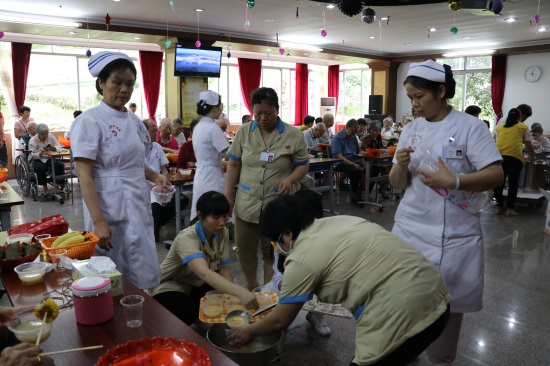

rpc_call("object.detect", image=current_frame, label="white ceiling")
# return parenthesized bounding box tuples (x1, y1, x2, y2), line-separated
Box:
(0, 0, 549, 61)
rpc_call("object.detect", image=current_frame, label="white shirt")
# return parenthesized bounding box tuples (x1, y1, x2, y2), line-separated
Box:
(29, 134, 61, 163)
(174, 132, 187, 147)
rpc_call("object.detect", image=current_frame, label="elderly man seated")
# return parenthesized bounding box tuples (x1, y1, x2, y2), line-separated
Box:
(331, 119, 364, 207)
(171, 118, 186, 148)
(318, 113, 335, 144)
(19, 121, 37, 150)
(29, 123, 65, 196)
(530, 124, 550, 152)
(157, 118, 179, 154)
(144, 118, 189, 242)
(303, 122, 326, 150)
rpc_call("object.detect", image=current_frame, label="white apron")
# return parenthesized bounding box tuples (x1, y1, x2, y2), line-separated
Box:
(190, 117, 229, 220)
(71, 103, 161, 289)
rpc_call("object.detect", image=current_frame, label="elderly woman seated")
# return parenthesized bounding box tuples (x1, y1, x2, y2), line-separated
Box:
(530, 124, 550, 152)
(360, 120, 391, 199)
(29, 123, 65, 195)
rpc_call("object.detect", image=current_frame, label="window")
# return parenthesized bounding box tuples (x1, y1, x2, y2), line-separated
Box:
(336, 64, 371, 124)
(437, 56, 493, 124)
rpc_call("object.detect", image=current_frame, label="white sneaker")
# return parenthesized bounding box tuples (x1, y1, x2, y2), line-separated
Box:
(306, 312, 331, 337)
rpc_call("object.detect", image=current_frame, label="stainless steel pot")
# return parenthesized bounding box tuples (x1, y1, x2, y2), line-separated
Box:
(207, 323, 283, 365)
(520, 160, 548, 193)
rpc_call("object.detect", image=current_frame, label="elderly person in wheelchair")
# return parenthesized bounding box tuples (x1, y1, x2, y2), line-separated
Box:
(28, 123, 65, 196)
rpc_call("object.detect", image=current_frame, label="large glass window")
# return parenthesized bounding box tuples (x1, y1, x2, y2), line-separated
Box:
(438, 56, 493, 124)
(336, 65, 371, 124)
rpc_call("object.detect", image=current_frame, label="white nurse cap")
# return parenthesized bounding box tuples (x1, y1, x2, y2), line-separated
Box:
(407, 60, 446, 83)
(198, 90, 220, 106)
(88, 51, 133, 77)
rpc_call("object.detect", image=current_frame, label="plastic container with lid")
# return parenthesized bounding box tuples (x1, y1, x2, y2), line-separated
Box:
(71, 276, 114, 325)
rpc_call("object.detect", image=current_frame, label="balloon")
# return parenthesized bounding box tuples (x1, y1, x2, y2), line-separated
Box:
(492, 0, 503, 15)
(535, 14, 540, 24)
(243, 19, 250, 30)
(86, 49, 91, 57)
(247, 0, 255, 9)
(0, 31, 4, 39)
(169, 0, 175, 12)
(450, 27, 458, 35)
(361, 8, 376, 24)
(165, 39, 172, 48)
(321, 28, 327, 37)
(448, 0, 461, 11)
(227, 51, 232, 58)
(195, 40, 201, 48)
(279, 48, 285, 55)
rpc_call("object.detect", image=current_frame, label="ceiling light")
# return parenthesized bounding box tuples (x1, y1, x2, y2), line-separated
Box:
(478, 341, 485, 347)
(0, 14, 81, 28)
(326, 4, 335, 9)
(380, 16, 389, 20)
(113, 0, 120, 2)
(405, 43, 411, 46)
(369, 36, 375, 39)
(68, 31, 77, 35)
(442, 49, 496, 57)
(279, 42, 323, 52)
(538, 27, 547, 32)
(195, 8, 204, 12)
(505, 18, 515, 23)
(462, 36, 471, 39)
(265, 18, 274, 22)
(266, 48, 272, 52)
(429, 27, 437, 32)
(134, 36, 141, 40)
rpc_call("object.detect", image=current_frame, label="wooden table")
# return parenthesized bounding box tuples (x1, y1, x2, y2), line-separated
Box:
(0, 182, 24, 231)
(169, 171, 194, 234)
(358, 153, 394, 211)
(0, 270, 237, 366)
(308, 158, 342, 215)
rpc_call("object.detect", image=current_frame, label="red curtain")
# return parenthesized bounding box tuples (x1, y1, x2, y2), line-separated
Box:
(294, 63, 309, 126)
(328, 65, 340, 115)
(139, 51, 164, 121)
(237, 58, 262, 114)
(491, 54, 507, 122)
(12, 42, 32, 109)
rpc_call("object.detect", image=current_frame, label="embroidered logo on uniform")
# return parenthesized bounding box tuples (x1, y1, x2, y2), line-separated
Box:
(285, 145, 290, 150)
(108, 125, 121, 137)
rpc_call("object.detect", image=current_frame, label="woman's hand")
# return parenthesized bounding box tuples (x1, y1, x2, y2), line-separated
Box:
(395, 146, 415, 169)
(277, 177, 294, 195)
(154, 173, 171, 187)
(0, 306, 17, 326)
(0, 343, 46, 366)
(237, 290, 259, 310)
(227, 325, 254, 348)
(417, 157, 455, 190)
(94, 220, 113, 251)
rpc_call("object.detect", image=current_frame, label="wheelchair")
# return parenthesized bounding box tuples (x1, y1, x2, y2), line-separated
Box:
(14, 150, 71, 204)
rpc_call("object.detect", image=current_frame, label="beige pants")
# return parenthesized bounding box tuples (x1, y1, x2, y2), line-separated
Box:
(426, 313, 463, 366)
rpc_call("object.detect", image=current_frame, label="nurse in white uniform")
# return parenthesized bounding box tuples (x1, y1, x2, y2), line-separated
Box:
(70, 51, 169, 289)
(389, 60, 504, 365)
(190, 90, 230, 220)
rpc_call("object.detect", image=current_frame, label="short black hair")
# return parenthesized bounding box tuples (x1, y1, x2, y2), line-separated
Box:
(251, 87, 279, 111)
(404, 64, 456, 100)
(19, 105, 30, 114)
(357, 118, 367, 126)
(464, 105, 481, 117)
(192, 191, 230, 223)
(315, 117, 323, 124)
(531, 125, 544, 134)
(242, 114, 252, 123)
(517, 104, 532, 119)
(73, 110, 83, 119)
(303, 115, 315, 126)
(260, 195, 318, 242)
(129, 102, 137, 108)
(346, 119, 358, 128)
(95, 58, 137, 96)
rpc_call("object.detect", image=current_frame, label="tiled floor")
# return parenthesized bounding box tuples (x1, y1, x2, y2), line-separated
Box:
(2, 179, 550, 366)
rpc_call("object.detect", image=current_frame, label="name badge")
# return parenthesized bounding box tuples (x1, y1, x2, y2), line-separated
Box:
(443, 144, 464, 159)
(209, 260, 221, 271)
(259, 152, 275, 163)
(138, 130, 151, 143)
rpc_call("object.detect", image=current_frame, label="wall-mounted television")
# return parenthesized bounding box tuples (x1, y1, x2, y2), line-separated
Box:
(174, 43, 222, 78)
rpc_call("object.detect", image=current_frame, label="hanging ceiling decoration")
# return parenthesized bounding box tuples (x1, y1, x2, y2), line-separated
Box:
(313, 0, 448, 18)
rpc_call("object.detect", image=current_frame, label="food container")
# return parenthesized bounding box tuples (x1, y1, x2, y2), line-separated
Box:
(7, 308, 52, 344)
(71, 276, 114, 325)
(178, 168, 193, 177)
(14, 262, 48, 285)
(201, 301, 223, 318)
(6, 233, 34, 244)
(41, 232, 99, 260)
(152, 186, 176, 204)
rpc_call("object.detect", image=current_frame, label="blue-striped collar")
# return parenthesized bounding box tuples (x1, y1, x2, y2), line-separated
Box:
(195, 221, 219, 244)
(250, 117, 285, 133)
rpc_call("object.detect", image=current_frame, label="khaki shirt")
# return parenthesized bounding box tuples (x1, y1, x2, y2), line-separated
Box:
(149, 222, 230, 297)
(227, 118, 309, 223)
(279, 216, 451, 365)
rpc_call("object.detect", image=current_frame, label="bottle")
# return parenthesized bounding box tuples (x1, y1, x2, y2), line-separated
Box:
(415, 149, 492, 214)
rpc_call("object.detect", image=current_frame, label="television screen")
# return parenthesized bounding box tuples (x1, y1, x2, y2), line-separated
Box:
(174, 44, 222, 78)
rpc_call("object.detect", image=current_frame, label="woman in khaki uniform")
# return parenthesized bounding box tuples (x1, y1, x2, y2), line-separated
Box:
(228, 195, 451, 366)
(224, 87, 309, 290)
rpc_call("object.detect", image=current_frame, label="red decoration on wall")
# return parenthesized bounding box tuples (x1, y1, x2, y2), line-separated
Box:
(105, 13, 112, 30)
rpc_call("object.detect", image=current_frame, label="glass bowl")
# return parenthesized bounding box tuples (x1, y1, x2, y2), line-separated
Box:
(14, 262, 48, 286)
(201, 301, 223, 318)
(152, 186, 176, 204)
(7, 309, 52, 344)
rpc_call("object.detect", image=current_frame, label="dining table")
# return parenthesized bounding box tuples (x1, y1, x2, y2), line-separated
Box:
(357, 152, 394, 212)
(169, 170, 194, 234)
(308, 157, 342, 215)
(0, 267, 237, 365)
(0, 182, 24, 231)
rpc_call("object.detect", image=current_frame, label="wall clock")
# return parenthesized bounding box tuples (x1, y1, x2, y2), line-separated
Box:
(524, 65, 542, 82)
